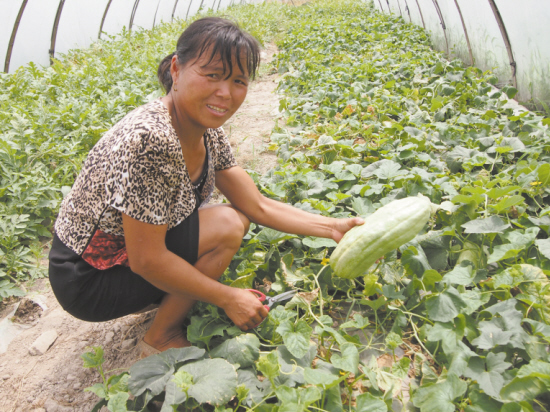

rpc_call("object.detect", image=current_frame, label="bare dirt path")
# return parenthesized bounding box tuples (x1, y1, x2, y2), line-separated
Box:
(0, 43, 281, 412)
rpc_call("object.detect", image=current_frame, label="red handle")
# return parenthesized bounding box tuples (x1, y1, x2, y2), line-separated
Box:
(245, 289, 266, 302)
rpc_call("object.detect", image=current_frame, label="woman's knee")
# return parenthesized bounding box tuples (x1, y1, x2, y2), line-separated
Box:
(218, 206, 250, 246)
(199, 205, 250, 252)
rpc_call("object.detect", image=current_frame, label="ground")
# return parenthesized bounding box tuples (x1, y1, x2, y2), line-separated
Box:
(0, 44, 281, 412)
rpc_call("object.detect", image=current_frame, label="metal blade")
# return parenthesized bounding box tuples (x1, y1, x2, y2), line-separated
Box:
(268, 290, 297, 305)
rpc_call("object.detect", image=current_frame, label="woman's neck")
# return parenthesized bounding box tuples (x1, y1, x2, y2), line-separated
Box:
(161, 95, 205, 148)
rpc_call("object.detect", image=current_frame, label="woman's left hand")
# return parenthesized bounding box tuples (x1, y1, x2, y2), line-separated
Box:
(330, 217, 364, 243)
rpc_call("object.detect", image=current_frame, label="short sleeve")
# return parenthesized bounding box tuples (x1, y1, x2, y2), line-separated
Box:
(211, 127, 238, 171)
(106, 132, 175, 225)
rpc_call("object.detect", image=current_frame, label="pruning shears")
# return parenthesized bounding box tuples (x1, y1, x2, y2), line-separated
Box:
(246, 289, 297, 312)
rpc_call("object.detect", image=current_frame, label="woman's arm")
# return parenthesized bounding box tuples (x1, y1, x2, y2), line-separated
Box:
(215, 166, 364, 241)
(122, 213, 268, 329)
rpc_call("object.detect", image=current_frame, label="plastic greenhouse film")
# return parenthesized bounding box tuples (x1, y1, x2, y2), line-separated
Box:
(0, 0, 24, 73)
(429, 0, 468, 64)
(9, 0, 59, 72)
(496, 0, 550, 109)
(154, 0, 177, 25)
(101, 0, 137, 39)
(55, 0, 111, 57)
(414, 0, 446, 53)
(175, 0, 199, 20)
(450, 0, 511, 84)
(133, 0, 161, 31)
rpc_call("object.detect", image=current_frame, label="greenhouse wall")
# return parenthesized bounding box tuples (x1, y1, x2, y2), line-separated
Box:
(3, 0, 548, 111)
(0, 0, 263, 74)
(372, 0, 550, 111)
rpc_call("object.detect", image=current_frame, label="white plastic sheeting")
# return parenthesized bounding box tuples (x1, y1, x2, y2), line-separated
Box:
(55, 0, 111, 56)
(373, 0, 550, 109)
(155, 0, 178, 25)
(0, 1, 23, 74)
(0, 0, 262, 73)
(133, 0, 163, 31)
(101, 0, 139, 39)
(9, 0, 59, 72)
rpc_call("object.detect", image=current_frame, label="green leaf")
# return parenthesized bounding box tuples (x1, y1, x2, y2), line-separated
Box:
(323, 385, 344, 412)
(302, 237, 337, 248)
(535, 238, 550, 260)
(464, 388, 503, 412)
(161, 376, 188, 412)
(486, 186, 521, 200)
(425, 287, 467, 322)
(172, 369, 193, 390)
(422, 269, 443, 290)
(81, 346, 105, 369)
(257, 351, 279, 381)
(361, 159, 404, 180)
(180, 358, 237, 406)
(385, 332, 403, 351)
(488, 244, 524, 263)
(229, 272, 256, 289)
(106, 392, 129, 412)
(351, 197, 375, 215)
(85, 383, 107, 399)
(255, 228, 297, 244)
(461, 216, 510, 234)
(330, 342, 359, 375)
(490, 195, 525, 213)
(339, 313, 370, 330)
(401, 244, 431, 277)
(524, 319, 550, 339)
(464, 352, 512, 398)
(276, 319, 312, 359)
(107, 373, 129, 395)
(187, 315, 230, 346)
(275, 341, 317, 388)
(537, 163, 550, 186)
(128, 347, 205, 396)
(303, 367, 340, 387)
(471, 321, 513, 350)
(461, 289, 491, 315)
(356, 393, 388, 412)
(443, 262, 475, 286)
(503, 86, 518, 99)
(275, 386, 322, 412)
(500, 360, 550, 402)
(210, 333, 260, 369)
(393, 357, 411, 380)
(412, 374, 467, 412)
(237, 369, 271, 407)
(361, 296, 386, 310)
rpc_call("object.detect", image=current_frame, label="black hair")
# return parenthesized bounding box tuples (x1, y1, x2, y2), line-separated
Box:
(157, 17, 261, 93)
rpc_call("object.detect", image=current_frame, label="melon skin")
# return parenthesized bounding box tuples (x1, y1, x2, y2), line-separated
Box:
(330, 196, 433, 279)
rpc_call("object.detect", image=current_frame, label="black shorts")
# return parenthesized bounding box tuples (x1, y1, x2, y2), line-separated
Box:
(48, 210, 199, 322)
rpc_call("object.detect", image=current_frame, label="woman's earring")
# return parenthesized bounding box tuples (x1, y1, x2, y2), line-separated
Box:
(173, 84, 178, 92)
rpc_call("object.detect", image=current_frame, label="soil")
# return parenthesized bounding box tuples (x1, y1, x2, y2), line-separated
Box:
(0, 43, 281, 412)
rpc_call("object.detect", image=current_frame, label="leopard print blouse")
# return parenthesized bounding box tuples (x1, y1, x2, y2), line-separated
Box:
(54, 99, 237, 256)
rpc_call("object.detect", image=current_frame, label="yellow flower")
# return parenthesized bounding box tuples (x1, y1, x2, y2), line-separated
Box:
(321, 257, 330, 266)
(530, 181, 542, 186)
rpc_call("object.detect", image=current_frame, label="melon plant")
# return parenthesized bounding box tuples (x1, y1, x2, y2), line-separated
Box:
(330, 196, 436, 279)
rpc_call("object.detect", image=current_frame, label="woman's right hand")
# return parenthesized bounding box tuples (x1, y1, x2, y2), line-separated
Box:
(222, 288, 269, 330)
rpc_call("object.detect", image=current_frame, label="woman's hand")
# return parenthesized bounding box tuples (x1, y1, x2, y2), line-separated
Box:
(330, 216, 365, 243)
(221, 288, 269, 330)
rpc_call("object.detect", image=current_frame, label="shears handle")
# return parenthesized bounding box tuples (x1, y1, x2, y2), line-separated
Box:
(245, 289, 270, 312)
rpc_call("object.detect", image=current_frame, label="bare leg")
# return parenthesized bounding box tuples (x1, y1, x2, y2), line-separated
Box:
(142, 205, 249, 351)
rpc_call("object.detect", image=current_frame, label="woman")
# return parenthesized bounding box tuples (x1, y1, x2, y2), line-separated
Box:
(49, 17, 363, 356)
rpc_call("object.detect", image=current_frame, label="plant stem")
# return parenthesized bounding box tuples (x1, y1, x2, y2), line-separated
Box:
(314, 265, 330, 316)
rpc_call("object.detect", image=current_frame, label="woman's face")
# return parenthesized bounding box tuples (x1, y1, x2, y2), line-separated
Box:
(170, 51, 249, 133)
